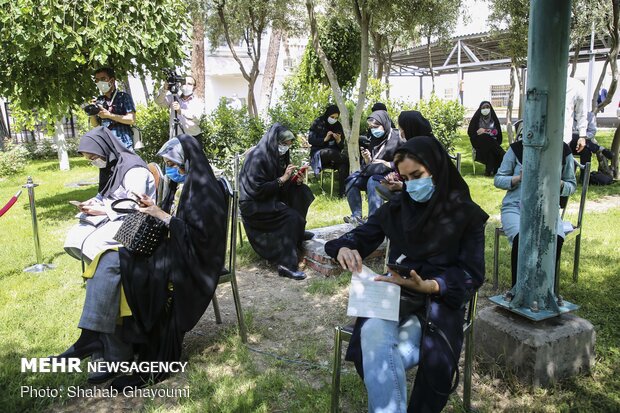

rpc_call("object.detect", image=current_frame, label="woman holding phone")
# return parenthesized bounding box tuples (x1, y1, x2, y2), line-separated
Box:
(325, 136, 488, 413)
(239, 123, 315, 280)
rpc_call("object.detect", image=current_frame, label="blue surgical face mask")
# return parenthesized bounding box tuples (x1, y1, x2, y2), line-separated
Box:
(278, 144, 290, 156)
(370, 128, 385, 138)
(165, 166, 186, 183)
(405, 176, 435, 203)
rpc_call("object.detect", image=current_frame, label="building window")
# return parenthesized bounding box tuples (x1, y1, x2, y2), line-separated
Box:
(491, 84, 511, 108)
(443, 88, 455, 100)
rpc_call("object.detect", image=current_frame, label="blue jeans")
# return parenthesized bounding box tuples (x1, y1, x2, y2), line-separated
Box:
(361, 315, 422, 413)
(346, 176, 385, 218)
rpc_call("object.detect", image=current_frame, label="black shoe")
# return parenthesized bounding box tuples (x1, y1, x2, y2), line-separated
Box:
(303, 231, 315, 241)
(88, 369, 120, 384)
(602, 148, 614, 160)
(277, 265, 307, 280)
(56, 339, 102, 360)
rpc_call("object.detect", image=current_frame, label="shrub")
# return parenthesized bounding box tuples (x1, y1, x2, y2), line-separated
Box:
(133, 102, 170, 163)
(0, 140, 29, 177)
(406, 94, 465, 153)
(22, 138, 79, 160)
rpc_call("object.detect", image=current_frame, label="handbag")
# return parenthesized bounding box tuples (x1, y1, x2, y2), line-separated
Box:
(111, 198, 166, 256)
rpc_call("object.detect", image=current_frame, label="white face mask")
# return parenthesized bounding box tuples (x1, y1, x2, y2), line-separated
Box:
(481, 108, 491, 116)
(97, 81, 111, 95)
(278, 144, 290, 155)
(327, 117, 338, 125)
(90, 158, 107, 168)
(181, 84, 194, 96)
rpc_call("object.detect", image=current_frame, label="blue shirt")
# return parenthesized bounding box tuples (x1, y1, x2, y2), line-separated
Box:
(97, 89, 136, 149)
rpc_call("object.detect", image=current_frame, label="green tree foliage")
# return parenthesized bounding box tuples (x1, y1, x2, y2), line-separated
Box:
(406, 94, 464, 153)
(134, 102, 170, 163)
(0, 0, 188, 118)
(301, 13, 361, 94)
(489, 0, 529, 66)
(268, 75, 333, 138)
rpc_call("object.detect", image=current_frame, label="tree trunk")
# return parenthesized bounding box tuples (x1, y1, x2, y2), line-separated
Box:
(306, 0, 355, 169)
(349, 2, 370, 173)
(247, 75, 258, 118)
(592, 59, 610, 115)
(54, 120, 70, 171)
(570, 41, 581, 78)
(427, 36, 435, 93)
(518, 67, 526, 120)
(506, 64, 517, 144)
(612, 126, 620, 179)
(140, 77, 151, 102)
(191, 13, 206, 101)
(259, 28, 283, 116)
(595, 0, 620, 114)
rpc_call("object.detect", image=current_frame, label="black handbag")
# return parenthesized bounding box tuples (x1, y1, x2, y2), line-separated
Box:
(111, 198, 166, 256)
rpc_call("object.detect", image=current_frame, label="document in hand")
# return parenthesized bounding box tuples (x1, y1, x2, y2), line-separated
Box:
(347, 265, 400, 321)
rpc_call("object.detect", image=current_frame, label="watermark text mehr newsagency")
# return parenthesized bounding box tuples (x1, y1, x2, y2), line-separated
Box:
(21, 358, 188, 374)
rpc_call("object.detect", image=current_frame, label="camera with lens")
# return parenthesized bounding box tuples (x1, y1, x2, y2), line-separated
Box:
(165, 69, 185, 94)
(83, 97, 107, 116)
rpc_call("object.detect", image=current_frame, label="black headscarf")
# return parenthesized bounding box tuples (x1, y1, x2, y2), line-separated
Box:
(371, 102, 388, 112)
(378, 136, 489, 260)
(323, 104, 340, 119)
(467, 101, 503, 145)
(240, 123, 293, 203)
(120, 134, 227, 347)
(397, 110, 434, 140)
(78, 126, 147, 198)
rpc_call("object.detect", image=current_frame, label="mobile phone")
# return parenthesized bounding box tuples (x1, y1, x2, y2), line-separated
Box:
(69, 200, 81, 207)
(291, 165, 309, 183)
(387, 263, 411, 278)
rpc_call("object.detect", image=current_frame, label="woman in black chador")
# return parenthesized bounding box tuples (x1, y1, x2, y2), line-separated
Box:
(325, 136, 488, 413)
(240, 123, 315, 280)
(308, 104, 349, 197)
(468, 101, 505, 176)
(57, 134, 228, 389)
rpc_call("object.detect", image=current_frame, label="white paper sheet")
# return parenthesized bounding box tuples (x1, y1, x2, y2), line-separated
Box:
(347, 265, 400, 321)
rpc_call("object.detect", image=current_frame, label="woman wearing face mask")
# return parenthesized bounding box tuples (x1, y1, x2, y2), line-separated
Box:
(155, 75, 204, 142)
(57, 135, 228, 390)
(494, 124, 576, 288)
(326, 136, 488, 413)
(64, 126, 156, 264)
(239, 123, 315, 280)
(344, 109, 404, 225)
(468, 101, 505, 176)
(308, 104, 349, 197)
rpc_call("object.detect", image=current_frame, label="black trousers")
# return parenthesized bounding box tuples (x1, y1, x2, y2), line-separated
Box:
(569, 133, 601, 166)
(318, 148, 349, 197)
(511, 234, 565, 290)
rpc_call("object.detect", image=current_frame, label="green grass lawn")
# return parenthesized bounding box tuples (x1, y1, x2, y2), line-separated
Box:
(0, 130, 618, 412)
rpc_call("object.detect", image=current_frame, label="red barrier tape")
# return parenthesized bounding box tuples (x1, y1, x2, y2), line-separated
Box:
(0, 190, 22, 217)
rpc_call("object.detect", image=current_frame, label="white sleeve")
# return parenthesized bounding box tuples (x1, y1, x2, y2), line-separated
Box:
(574, 82, 588, 138)
(155, 87, 173, 108)
(123, 167, 156, 199)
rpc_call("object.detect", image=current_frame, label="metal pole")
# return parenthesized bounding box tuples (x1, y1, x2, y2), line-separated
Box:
(23, 176, 55, 273)
(490, 0, 577, 320)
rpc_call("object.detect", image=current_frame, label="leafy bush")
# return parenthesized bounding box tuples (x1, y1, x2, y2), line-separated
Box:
(134, 102, 170, 163)
(0, 140, 29, 177)
(268, 76, 332, 138)
(404, 94, 465, 153)
(23, 138, 79, 160)
(202, 99, 265, 172)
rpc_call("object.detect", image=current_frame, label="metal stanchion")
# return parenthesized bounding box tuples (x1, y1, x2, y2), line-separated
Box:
(23, 176, 56, 273)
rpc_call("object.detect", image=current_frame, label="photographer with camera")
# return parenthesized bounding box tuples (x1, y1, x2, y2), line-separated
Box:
(155, 72, 204, 141)
(86, 67, 136, 150)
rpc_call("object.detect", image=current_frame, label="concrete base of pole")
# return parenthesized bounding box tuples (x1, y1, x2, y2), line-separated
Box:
(24, 263, 56, 273)
(474, 306, 595, 387)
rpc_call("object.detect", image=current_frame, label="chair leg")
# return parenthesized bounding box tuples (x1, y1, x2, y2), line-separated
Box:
(573, 233, 582, 283)
(493, 228, 500, 290)
(463, 322, 474, 412)
(472, 148, 476, 175)
(238, 221, 244, 246)
(212, 294, 222, 324)
(230, 272, 248, 343)
(331, 327, 343, 413)
(330, 171, 334, 198)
